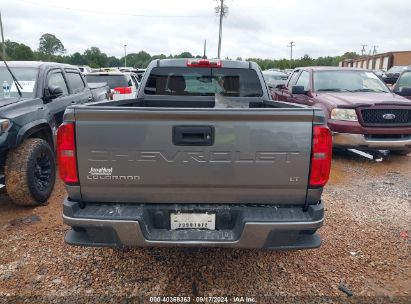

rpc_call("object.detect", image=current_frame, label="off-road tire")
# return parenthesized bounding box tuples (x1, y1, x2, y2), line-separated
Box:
(5, 138, 56, 206)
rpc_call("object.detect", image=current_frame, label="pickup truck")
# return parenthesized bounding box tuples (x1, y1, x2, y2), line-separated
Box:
(382, 65, 411, 84)
(393, 69, 411, 100)
(59, 59, 332, 250)
(0, 61, 108, 206)
(273, 67, 411, 154)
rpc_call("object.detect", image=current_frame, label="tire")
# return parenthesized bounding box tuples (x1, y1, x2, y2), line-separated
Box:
(5, 138, 56, 206)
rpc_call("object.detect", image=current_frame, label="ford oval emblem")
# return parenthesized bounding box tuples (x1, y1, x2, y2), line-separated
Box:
(382, 113, 396, 120)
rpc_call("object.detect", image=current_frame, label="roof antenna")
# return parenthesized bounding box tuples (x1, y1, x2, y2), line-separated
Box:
(0, 11, 6, 60)
(0, 10, 23, 97)
(202, 40, 207, 59)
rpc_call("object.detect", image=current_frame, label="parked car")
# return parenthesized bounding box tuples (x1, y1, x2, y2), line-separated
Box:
(0, 61, 107, 205)
(382, 65, 411, 84)
(262, 70, 289, 91)
(267, 68, 281, 72)
(372, 69, 386, 79)
(97, 67, 120, 73)
(59, 59, 331, 250)
(85, 72, 139, 101)
(119, 67, 135, 72)
(273, 67, 411, 154)
(392, 69, 411, 100)
(135, 68, 146, 82)
(77, 66, 93, 74)
(284, 69, 294, 75)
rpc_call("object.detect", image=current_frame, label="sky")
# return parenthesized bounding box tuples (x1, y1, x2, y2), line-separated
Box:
(1, 0, 411, 59)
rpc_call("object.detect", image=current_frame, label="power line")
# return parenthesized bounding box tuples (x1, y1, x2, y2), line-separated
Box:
(215, 0, 229, 59)
(287, 41, 295, 68)
(14, 0, 210, 18)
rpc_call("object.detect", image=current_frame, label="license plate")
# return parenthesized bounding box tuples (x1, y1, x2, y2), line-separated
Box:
(170, 213, 216, 230)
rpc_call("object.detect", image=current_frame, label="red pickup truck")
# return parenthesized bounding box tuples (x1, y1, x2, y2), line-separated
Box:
(273, 67, 411, 154)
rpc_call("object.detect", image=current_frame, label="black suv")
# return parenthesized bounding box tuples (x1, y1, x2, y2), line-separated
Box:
(0, 61, 96, 206)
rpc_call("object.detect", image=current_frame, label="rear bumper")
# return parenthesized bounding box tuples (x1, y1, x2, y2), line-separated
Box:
(332, 132, 411, 150)
(63, 198, 324, 250)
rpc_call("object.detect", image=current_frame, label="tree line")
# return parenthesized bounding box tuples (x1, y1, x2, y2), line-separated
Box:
(1, 33, 360, 70)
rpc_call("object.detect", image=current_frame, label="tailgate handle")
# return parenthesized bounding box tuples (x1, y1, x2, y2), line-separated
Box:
(173, 126, 214, 146)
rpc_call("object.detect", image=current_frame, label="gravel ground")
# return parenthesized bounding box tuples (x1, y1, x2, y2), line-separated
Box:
(0, 151, 410, 303)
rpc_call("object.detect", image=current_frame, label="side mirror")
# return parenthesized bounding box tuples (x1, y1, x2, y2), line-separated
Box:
(291, 85, 306, 95)
(48, 85, 63, 99)
(396, 87, 411, 96)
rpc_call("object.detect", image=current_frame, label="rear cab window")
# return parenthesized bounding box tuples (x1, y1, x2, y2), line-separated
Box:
(65, 69, 85, 93)
(144, 67, 263, 97)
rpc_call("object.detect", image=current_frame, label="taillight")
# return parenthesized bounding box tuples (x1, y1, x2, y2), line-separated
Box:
(57, 123, 78, 184)
(114, 87, 132, 94)
(187, 59, 222, 68)
(309, 125, 332, 187)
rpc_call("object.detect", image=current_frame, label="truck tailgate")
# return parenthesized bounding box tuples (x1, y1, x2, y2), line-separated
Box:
(73, 107, 314, 205)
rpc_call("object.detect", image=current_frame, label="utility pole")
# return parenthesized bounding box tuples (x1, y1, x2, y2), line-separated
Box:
(287, 41, 295, 68)
(0, 11, 6, 60)
(124, 44, 127, 68)
(215, 0, 228, 59)
(360, 44, 368, 56)
(203, 40, 207, 59)
(372, 45, 378, 55)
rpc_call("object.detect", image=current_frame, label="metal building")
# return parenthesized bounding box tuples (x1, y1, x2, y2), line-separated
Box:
(339, 51, 411, 70)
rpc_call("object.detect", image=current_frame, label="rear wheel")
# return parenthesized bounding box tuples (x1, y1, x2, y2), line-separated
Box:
(5, 138, 56, 206)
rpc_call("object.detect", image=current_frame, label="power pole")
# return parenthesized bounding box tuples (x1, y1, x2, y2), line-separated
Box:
(287, 41, 295, 68)
(372, 45, 378, 55)
(203, 40, 207, 59)
(0, 11, 6, 60)
(124, 44, 127, 68)
(360, 44, 368, 56)
(215, 0, 228, 59)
